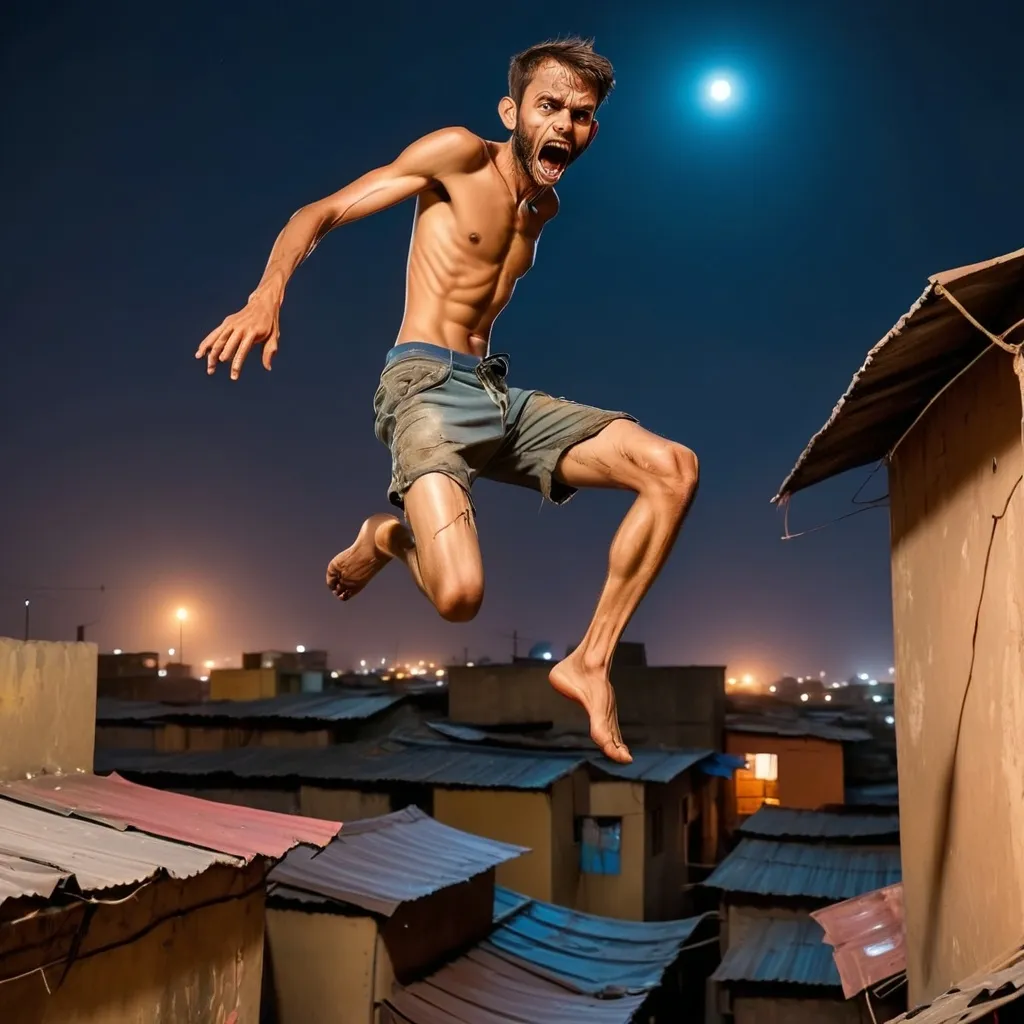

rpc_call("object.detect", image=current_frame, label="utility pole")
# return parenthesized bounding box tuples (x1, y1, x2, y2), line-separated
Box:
(23, 600, 30, 641)
(512, 630, 519, 659)
(463, 646, 469, 665)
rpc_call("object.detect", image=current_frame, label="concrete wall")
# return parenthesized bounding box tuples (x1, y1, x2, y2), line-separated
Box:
(434, 787, 556, 901)
(889, 346, 1024, 1002)
(0, 638, 97, 782)
(724, 732, 844, 823)
(577, 779, 646, 920)
(447, 663, 725, 749)
(3, 864, 265, 1023)
(266, 911, 378, 1024)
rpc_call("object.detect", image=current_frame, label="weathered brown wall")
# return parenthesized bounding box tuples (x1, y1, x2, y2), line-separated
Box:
(447, 663, 725, 748)
(209, 668, 278, 700)
(434, 787, 554, 901)
(724, 732, 844, 822)
(576, 779, 645, 920)
(299, 786, 390, 822)
(644, 776, 690, 920)
(266, 910, 377, 1024)
(889, 346, 1024, 1003)
(0, 638, 97, 782)
(3, 864, 265, 1023)
(173, 785, 300, 814)
(724, 904, 814, 954)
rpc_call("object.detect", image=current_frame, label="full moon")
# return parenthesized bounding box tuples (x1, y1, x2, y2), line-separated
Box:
(709, 78, 732, 102)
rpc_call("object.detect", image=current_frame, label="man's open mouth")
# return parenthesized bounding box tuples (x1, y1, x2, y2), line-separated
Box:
(537, 140, 571, 181)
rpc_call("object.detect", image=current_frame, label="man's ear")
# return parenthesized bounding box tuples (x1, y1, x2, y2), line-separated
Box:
(498, 96, 517, 132)
(587, 119, 600, 147)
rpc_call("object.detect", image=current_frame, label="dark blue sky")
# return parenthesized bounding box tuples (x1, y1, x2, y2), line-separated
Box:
(2, 0, 1021, 679)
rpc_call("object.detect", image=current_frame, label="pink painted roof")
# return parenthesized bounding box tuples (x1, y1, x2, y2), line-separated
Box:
(1, 772, 340, 861)
(811, 882, 905, 998)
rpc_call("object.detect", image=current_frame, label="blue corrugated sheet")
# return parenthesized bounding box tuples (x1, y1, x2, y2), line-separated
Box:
(845, 782, 900, 807)
(97, 741, 584, 791)
(493, 886, 532, 924)
(486, 886, 713, 996)
(711, 917, 840, 986)
(703, 839, 902, 900)
(267, 805, 524, 916)
(738, 806, 900, 841)
(95, 693, 404, 724)
(727, 714, 872, 743)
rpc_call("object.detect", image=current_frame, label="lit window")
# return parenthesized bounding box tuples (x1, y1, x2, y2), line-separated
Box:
(576, 816, 622, 875)
(745, 753, 778, 782)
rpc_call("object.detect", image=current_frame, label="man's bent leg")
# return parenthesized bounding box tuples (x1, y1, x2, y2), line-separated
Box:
(550, 419, 699, 763)
(377, 472, 484, 622)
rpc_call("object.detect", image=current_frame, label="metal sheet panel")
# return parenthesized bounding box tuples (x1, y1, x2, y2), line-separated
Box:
(385, 946, 646, 1024)
(95, 692, 404, 724)
(811, 883, 905, 998)
(738, 807, 900, 841)
(0, 797, 233, 903)
(587, 749, 715, 783)
(493, 886, 531, 924)
(726, 715, 872, 743)
(776, 246, 1024, 500)
(2, 772, 340, 861)
(711, 916, 840, 987)
(268, 806, 525, 916)
(703, 839, 902, 900)
(886, 947, 1024, 1023)
(485, 893, 710, 995)
(99, 743, 584, 791)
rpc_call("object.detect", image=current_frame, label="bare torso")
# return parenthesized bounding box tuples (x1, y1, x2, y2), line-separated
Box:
(395, 138, 557, 357)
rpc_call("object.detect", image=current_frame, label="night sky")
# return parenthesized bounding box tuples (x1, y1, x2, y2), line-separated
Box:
(3, 1, 1022, 680)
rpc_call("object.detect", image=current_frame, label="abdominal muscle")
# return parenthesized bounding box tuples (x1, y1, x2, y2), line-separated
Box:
(392, 190, 533, 358)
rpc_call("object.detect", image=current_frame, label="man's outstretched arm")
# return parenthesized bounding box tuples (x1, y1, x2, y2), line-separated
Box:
(196, 127, 484, 379)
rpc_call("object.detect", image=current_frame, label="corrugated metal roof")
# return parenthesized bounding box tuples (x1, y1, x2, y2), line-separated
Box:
(493, 886, 532, 924)
(711, 916, 840, 987)
(703, 839, 902, 900)
(384, 946, 647, 1024)
(486, 887, 711, 996)
(738, 807, 900, 842)
(98, 742, 583, 791)
(587, 748, 715, 783)
(776, 246, 1024, 500)
(1, 772, 340, 861)
(845, 782, 900, 807)
(887, 946, 1024, 1024)
(267, 805, 525, 916)
(811, 883, 905, 998)
(95, 692, 404, 724)
(0, 797, 236, 905)
(726, 714, 872, 743)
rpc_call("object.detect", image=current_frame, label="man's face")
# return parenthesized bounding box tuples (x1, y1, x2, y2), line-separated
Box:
(512, 60, 599, 187)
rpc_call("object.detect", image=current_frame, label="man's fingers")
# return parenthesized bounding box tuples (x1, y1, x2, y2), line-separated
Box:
(196, 323, 224, 359)
(262, 334, 279, 371)
(230, 336, 254, 380)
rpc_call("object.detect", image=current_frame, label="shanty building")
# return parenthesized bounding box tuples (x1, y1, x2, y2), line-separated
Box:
(0, 636, 340, 1023)
(724, 713, 872, 822)
(94, 691, 417, 752)
(262, 805, 717, 1024)
(703, 807, 902, 1023)
(100, 736, 740, 919)
(773, 246, 1024, 1003)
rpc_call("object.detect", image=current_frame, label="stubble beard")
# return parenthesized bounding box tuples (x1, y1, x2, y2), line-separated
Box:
(512, 124, 539, 186)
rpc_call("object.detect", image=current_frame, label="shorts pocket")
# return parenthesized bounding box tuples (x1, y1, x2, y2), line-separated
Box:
(373, 356, 453, 440)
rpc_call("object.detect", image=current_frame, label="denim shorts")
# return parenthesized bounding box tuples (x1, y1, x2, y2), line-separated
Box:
(373, 342, 634, 510)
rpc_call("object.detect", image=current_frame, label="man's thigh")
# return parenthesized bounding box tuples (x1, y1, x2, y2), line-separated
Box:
(481, 389, 635, 504)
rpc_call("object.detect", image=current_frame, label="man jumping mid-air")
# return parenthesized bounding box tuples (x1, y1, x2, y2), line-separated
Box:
(196, 38, 699, 764)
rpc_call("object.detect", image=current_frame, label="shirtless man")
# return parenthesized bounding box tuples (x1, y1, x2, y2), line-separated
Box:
(196, 38, 699, 764)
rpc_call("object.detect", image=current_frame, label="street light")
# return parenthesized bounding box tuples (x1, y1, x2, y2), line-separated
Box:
(175, 608, 187, 664)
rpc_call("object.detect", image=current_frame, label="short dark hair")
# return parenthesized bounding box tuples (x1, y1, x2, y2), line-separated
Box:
(508, 37, 615, 108)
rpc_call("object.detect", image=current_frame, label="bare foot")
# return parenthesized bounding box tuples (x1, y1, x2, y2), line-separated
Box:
(549, 656, 632, 764)
(326, 514, 399, 601)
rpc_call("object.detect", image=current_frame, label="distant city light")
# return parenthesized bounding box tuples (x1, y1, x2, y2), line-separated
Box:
(435, 668, 445, 677)
(797, 676, 804, 683)
(727, 677, 737, 685)
(868, 679, 878, 686)
(885, 715, 895, 725)
(768, 685, 777, 694)
(176, 608, 188, 622)
(436, 680, 444, 687)
(542, 651, 553, 661)
(330, 671, 339, 679)
(168, 648, 175, 657)
(296, 645, 306, 654)
(800, 693, 809, 702)
(360, 659, 366, 668)
(158, 669, 167, 678)
(113, 648, 122, 655)
(824, 694, 832, 702)
(832, 682, 841, 689)
(381, 657, 386, 664)
(741, 674, 754, 685)
(203, 660, 215, 670)
(200, 675, 209, 682)
(466, 661, 475, 667)
(819, 671, 826, 678)
(889, 666, 896, 676)
(858, 673, 869, 681)
(872, 695, 883, 704)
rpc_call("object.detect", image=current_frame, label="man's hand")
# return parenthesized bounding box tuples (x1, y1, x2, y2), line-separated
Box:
(196, 293, 280, 380)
